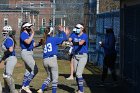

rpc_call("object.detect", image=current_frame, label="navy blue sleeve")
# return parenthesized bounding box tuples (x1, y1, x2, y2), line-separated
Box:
(55, 31, 67, 44)
(61, 31, 67, 41)
(69, 32, 75, 41)
(69, 33, 74, 38)
(103, 34, 115, 49)
(55, 33, 59, 38)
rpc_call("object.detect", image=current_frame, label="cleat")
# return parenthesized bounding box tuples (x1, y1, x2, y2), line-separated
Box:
(37, 89, 43, 93)
(75, 90, 84, 93)
(21, 86, 32, 93)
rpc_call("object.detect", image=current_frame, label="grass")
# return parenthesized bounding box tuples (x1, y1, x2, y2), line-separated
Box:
(0, 58, 94, 93)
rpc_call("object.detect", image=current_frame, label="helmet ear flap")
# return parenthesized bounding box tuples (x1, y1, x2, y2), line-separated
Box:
(9, 31, 13, 36)
(10, 30, 16, 36)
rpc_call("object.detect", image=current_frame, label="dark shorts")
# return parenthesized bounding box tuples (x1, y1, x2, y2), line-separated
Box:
(69, 54, 73, 61)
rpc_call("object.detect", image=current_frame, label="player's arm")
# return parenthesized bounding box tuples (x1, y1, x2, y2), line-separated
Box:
(69, 38, 72, 42)
(8, 46, 13, 52)
(0, 46, 13, 63)
(73, 34, 87, 46)
(4, 38, 14, 55)
(68, 32, 75, 45)
(24, 35, 34, 44)
(34, 39, 43, 48)
(73, 40, 85, 46)
(24, 27, 34, 44)
(55, 31, 67, 45)
(4, 39, 14, 54)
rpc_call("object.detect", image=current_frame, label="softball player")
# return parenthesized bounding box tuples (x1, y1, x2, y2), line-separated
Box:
(0, 25, 18, 93)
(20, 22, 41, 93)
(66, 28, 77, 80)
(56, 25, 64, 38)
(37, 26, 67, 93)
(69, 24, 88, 93)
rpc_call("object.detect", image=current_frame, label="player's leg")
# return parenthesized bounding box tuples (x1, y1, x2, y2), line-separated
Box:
(21, 50, 38, 86)
(70, 58, 74, 78)
(66, 56, 74, 80)
(75, 54, 87, 93)
(50, 56, 58, 93)
(21, 50, 38, 93)
(20, 69, 31, 93)
(73, 56, 79, 90)
(109, 54, 117, 81)
(20, 51, 31, 87)
(101, 55, 109, 82)
(23, 61, 38, 87)
(37, 58, 51, 93)
(4, 56, 18, 93)
(21, 69, 30, 86)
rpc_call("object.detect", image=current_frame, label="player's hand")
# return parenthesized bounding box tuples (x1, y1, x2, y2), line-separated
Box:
(38, 39, 43, 46)
(58, 25, 64, 32)
(30, 27, 34, 34)
(65, 27, 70, 36)
(48, 27, 53, 35)
(99, 41, 103, 47)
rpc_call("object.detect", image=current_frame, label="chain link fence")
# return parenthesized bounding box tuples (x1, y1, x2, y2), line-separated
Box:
(95, 0, 120, 75)
(0, 0, 120, 64)
(0, 1, 85, 59)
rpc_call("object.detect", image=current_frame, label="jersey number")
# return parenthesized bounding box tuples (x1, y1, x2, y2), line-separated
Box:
(44, 43, 52, 53)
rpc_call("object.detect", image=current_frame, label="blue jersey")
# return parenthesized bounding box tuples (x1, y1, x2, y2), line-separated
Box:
(68, 32, 77, 54)
(3, 37, 15, 58)
(71, 33, 88, 54)
(20, 31, 34, 50)
(56, 30, 65, 38)
(43, 31, 67, 58)
(69, 32, 76, 39)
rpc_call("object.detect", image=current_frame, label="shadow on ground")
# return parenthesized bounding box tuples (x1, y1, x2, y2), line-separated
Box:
(84, 63, 132, 93)
(59, 63, 132, 93)
(58, 84, 75, 93)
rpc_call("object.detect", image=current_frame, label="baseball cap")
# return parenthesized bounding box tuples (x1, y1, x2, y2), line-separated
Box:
(22, 23, 33, 28)
(76, 24, 84, 29)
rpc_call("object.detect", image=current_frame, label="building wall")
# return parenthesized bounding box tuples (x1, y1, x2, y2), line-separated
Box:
(0, 0, 52, 34)
(0, 12, 21, 32)
(9, 0, 17, 5)
(0, 0, 9, 4)
(15, 0, 52, 28)
(99, 0, 120, 13)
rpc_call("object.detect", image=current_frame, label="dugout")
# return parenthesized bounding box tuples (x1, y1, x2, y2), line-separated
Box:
(121, 0, 140, 93)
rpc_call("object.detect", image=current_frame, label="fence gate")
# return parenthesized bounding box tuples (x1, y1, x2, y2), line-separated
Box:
(121, 4, 140, 93)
